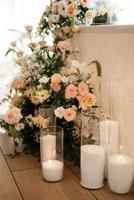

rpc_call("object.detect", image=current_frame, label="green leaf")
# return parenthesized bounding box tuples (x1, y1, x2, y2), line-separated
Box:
(9, 126, 21, 137)
(88, 60, 102, 77)
(5, 48, 15, 56)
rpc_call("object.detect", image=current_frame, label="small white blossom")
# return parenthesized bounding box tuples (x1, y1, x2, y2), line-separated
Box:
(39, 76, 50, 84)
(50, 14, 59, 23)
(69, 75, 79, 83)
(54, 107, 65, 119)
(71, 60, 86, 73)
(15, 123, 24, 131)
(61, 76, 69, 84)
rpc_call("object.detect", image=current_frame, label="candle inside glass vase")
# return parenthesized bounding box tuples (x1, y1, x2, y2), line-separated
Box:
(40, 126, 64, 182)
(80, 108, 105, 189)
(108, 153, 134, 194)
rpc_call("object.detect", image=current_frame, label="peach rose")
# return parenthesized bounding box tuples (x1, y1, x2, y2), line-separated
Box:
(50, 81, 61, 92)
(31, 96, 40, 105)
(51, 73, 62, 83)
(63, 108, 76, 122)
(66, 4, 78, 17)
(12, 79, 26, 90)
(65, 84, 78, 99)
(80, 0, 90, 7)
(3, 107, 22, 124)
(79, 93, 97, 110)
(78, 82, 89, 96)
(57, 40, 71, 53)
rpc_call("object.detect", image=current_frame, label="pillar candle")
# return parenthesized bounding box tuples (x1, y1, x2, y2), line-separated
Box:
(40, 135, 56, 162)
(81, 145, 105, 189)
(42, 160, 63, 182)
(108, 153, 134, 194)
(99, 120, 119, 178)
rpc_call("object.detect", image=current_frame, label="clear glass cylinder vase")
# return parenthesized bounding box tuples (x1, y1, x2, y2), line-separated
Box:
(39, 104, 56, 126)
(80, 107, 105, 189)
(40, 126, 64, 182)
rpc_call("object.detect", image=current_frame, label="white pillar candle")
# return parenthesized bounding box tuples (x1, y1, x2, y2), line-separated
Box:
(108, 154, 134, 194)
(42, 160, 63, 182)
(81, 145, 105, 189)
(40, 135, 56, 162)
(99, 120, 119, 178)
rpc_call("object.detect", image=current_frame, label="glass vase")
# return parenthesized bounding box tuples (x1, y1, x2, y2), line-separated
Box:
(39, 104, 56, 126)
(80, 107, 105, 189)
(40, 126, 64, 182)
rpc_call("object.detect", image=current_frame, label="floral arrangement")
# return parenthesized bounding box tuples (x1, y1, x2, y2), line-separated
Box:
(0, 0, 101, 163)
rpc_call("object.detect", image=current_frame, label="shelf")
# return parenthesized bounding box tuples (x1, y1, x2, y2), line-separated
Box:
(79, 24, 134, 34)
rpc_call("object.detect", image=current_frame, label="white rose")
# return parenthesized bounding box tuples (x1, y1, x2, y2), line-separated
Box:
(54, 107, 65, 119)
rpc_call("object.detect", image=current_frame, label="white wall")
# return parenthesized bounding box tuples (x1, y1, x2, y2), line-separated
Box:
(73, 25, 134, 159)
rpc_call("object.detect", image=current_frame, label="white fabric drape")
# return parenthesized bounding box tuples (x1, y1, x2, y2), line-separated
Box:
(0, 0, 50, 115)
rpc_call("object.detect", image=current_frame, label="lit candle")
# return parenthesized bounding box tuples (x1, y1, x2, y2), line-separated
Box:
(42, 160, 64, 182)
(108, 153, 134, 194)
(81, 145, 105, 189)
(99, 120, 119, 177)
(40, 135, 56, 162)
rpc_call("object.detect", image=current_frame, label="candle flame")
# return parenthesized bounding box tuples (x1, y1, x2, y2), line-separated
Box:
(119, 145, 123, 152)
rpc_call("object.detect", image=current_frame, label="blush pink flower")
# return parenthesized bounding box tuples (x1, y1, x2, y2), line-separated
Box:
(66, 4, 78, 17)
(57, 40, 71, 53)
(31, 96, 40, 105)
(3, 107, 22, 124)
(50, 81, 61, 92)
(63, 108, 76, 122)
(51, 73, 62, 83)
(65, 84, 78, 99)
(78, 82, 89, 96)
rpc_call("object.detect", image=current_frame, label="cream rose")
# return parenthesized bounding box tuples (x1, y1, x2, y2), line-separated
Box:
(3, 107, 22, 124)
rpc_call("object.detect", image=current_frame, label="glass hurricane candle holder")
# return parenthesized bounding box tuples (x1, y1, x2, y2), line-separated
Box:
(80, 107, 105, 189)
(40, 126, 64, 182)
(39, 104, 56, 126)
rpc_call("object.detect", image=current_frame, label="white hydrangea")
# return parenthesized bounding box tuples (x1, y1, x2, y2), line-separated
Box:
(54, 107, 65, 119)
(69, 75, 79, 83)
(39, 76, 50, 84)
(61, 76, 69, 84)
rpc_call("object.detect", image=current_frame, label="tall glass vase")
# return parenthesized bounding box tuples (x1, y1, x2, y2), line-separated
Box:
(39, 104, 56, 126)
(80, 107, 105, 189)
